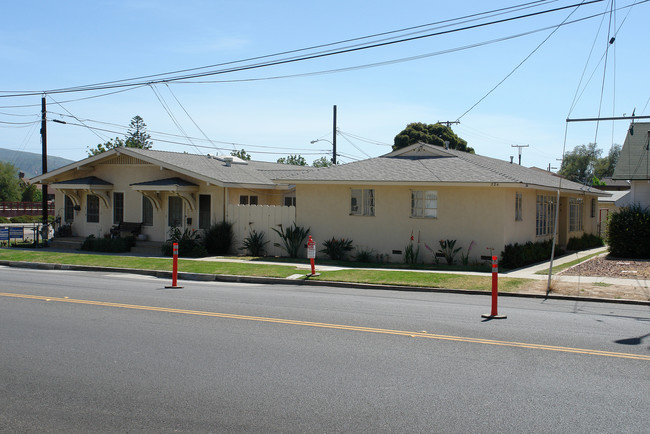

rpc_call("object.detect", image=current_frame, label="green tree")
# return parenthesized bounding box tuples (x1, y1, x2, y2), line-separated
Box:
(87, 115, 152, 156)
(277, 154, 307, 166)
(393, 122, 474, 153)
(0, 161, 22, 201)
(125, 115, 153, 149)
(312, 156, 332, 167)
(21, 183, 42, 202)
(558, 143, 601, 183)
(593, 144, 621, 179)
(231, 149, 252, 161)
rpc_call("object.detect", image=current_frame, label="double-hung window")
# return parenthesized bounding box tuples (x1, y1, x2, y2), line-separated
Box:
(535, 195, 556, 236)
(515, 192, 523, 221)
(350, 189, 374, 216)
(142, 197, 153, 226)
(411, 190, 437, 218)
(86, 195, 99, 223)
(569, 198, 584, 232)
(113, 192, 124, 224)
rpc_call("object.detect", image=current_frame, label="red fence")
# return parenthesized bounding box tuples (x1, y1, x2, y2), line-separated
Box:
(0, 202, 55, 217)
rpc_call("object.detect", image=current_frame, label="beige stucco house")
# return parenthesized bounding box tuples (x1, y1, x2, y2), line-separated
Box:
(31, 147, 310, 243)
(275, 143, 607, 263)
(612, 122, 650, 208)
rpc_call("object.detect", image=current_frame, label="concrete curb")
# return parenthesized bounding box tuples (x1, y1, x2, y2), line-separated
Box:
(2, 260, 648, 306)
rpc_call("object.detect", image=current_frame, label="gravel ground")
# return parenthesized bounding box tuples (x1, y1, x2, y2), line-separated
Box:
(561, 256, 650, 279)
(519, 255, 650, 302)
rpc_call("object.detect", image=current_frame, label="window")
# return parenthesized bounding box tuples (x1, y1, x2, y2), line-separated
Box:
(168, 196, 183, 227)
(411, 190, 437, 218)
(284, 196, 296, 207)
(350, 189, 375, 216)
(142, 196, 153, 226)
(535, 195, 556, 236)
(515, 192, 523, 221)
(569, 198, 584, 232)
(86, 195, 99, 223)
(239, 195, 258, 205)
(199, 194, 211, 229)
(64, 195, 74, 223)
(590, 198, 596, 218)
(113, 192, 124, 224)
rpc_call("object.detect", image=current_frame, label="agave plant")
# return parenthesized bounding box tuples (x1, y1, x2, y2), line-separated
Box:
(272, 223, 310, 258)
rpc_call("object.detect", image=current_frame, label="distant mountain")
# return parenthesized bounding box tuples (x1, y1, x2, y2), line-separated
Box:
(0, 148, 74, 178)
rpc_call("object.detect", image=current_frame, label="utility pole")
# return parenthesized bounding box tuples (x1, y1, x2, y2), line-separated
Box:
(511, 144, 528, 165)
(332, 105, 337, 165)
(40, 96, 48, 246)
(438, 120, 460, 128)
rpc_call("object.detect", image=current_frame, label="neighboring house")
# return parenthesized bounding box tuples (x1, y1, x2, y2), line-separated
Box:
(594, 177, 630, 236)
(30, 148, 311, 247)
(612, 122, 650, 208)
(274, 143, 607, 263)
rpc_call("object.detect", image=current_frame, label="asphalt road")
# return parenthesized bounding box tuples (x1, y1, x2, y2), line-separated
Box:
(1, 266, 649, 433)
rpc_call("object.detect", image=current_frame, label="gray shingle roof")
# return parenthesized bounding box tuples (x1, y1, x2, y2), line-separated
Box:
(612, 122, 650, 180)
(274, 143, 603, 194)
(116, 148, 314, 186)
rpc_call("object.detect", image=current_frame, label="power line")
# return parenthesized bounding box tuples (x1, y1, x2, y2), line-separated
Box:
(0, 0, 607, 98)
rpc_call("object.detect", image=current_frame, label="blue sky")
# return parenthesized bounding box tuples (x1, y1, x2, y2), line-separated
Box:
(1, 0, 648, 171)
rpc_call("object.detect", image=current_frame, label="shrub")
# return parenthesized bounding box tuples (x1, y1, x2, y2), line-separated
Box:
(607, 204, 650, 258)
(203, 221, 234, 255)
(272, 223, 310, 258)
(81, 235, 133, 253)
(10, 215, 55, 223)
(321, 237, 354, 260)
(437, 239, 462, 265)
(240, 230, 268, 256)
(162, 227, 207, 258)
(566, 233, 604, 251)
(0, 216, 9, 223)
(404, 242, 420, 264)
(501, 240, 565, 269)
(354, 247, 375, 263)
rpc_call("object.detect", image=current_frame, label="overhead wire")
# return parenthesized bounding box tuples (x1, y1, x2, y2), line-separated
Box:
(0, 0, 607, 98)
(455, 0, 590, 122)
(0, 0, 560, 96)
(148, 83, 204, 154)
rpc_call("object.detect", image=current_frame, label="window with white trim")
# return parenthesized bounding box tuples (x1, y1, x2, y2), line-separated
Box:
(239, 195, 258, 205)
(569, 198, 584, 232)
(113, 192, 124, 224)
(515, 192, 523, 221)
(86, 195, 99, 223)
(590, 198, 596, 218)
(64, 195, 74, 223)
(411, 190, 437, 218)
(142, 197, 153, 226)
(535, 195, 556, 236)
(350, 189, 374, 216)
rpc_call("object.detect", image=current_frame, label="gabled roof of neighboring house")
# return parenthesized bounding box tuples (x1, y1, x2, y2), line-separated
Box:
(274, 143, 607, 195)
(598, 189, 630, 206)
(613, 122, 650, 180)
(31, 148, 313, 189)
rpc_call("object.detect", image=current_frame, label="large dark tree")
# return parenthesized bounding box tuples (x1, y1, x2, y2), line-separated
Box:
(559, 143, 620, 184)
(0, 161, 22, 201)
(87, 115, 152, 156)
(393, 122, 474, 153)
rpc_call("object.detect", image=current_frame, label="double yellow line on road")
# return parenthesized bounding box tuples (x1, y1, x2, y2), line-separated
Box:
(2, 291, 649, 361)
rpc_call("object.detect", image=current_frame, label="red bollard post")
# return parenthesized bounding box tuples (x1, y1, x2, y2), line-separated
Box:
(165, 242, 183, 289)
(482, 255, 506, 319)
(306, 235, 317, 276)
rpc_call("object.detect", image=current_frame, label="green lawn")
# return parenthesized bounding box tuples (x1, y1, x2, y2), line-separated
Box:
(0, 248, 532, 292)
